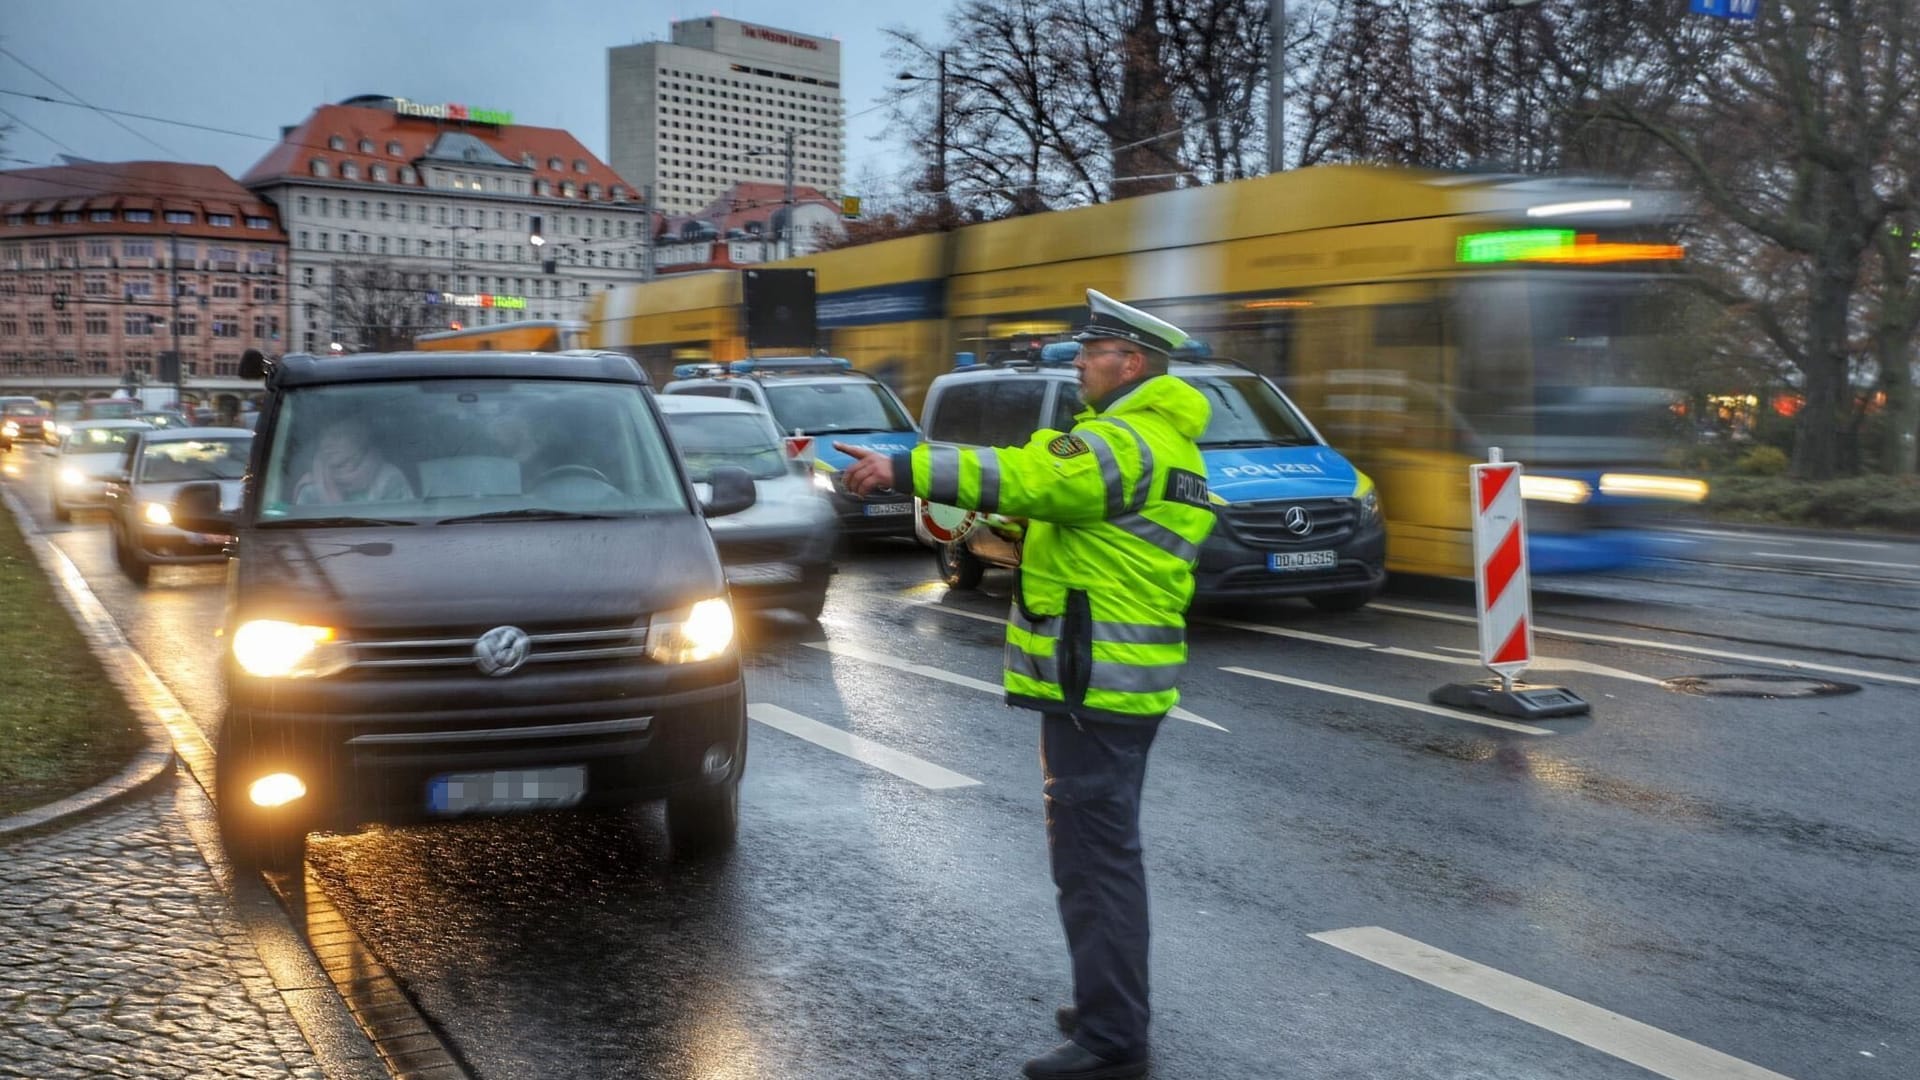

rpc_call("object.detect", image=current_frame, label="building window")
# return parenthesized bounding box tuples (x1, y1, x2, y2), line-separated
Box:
(212, 318, 240, 339)
(87, 240, 112, 259)
(318, 198, 330, 217)
(378, 236, 389, 255)
(85, 312, 109, 336)
(388, 140, 404, 157)
(311, 158, 330, 177)
(371, 164, 389, 182)
(245, 215, 271, 229)
(124, 209, 154, 223)
(125, 312, 153, 336)
(358, 138, 374, 153)
(302, 266, 314, 286)
(378, 201, 389, 220)
(438, 206, 449, 225)
(340, 162, 359, 180)
(547, 157, 563, 171)
(208, 213, 234, 227)
(318, 233, 329, 251)
(123, 239, 154, 258)
(176, 312, 197, 336)
(298, 230, 309, 249)
(328, 135, 345, 150)
(61, 211, 80, 223)
(399, 166, 416, 183)
(358, 200, 369, 219)
(89, 209, 113, 222)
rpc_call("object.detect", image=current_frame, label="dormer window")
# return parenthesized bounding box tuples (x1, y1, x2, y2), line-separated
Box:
(560, 182, 576, 198)
(310, 158, 331, 177)
(358, 138, 374, 153)
(399, 166, 416, 183)
(340, 162, 359, 180)
(586, 183, 601, 199)
(522, 152, 536, 168)
(370, 164, 389, 182)
(327, 135, 345, 150)
(388, 140, 404, 157)
(547, 157, 563, 171)
(574, 159, 589, 174)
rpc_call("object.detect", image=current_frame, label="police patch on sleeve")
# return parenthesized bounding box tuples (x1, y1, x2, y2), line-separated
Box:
(1048, 434, 1091, 459)
(1164, 468, 1212, 509)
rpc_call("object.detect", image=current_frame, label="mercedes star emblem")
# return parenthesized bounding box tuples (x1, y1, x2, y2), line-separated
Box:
(474, 625, 531, 676)
(1284, 505, 1314, 536)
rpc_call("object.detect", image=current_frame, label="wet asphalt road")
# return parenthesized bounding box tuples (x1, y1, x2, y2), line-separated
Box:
(6, 445, 1918, 1080)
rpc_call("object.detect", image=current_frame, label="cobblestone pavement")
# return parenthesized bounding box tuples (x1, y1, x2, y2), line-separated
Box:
(0, 774, 326, 1080)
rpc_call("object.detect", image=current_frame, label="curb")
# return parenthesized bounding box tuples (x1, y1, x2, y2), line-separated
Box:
(0, 482, 179, 840)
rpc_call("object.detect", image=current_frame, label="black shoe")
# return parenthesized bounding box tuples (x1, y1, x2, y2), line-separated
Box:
(1021, 1040, 1149, 1080)
(1055, 1005, 1078, 1034)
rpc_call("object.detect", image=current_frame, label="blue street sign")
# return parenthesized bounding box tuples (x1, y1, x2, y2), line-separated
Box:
(1690, 0, 1759, 19)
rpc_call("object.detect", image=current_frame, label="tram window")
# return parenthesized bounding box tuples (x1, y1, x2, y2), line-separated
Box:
(1373, 303, 1442, 348)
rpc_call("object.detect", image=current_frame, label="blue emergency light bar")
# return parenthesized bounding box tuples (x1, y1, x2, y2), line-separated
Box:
(728, 357, 853, 374)
(671, 362, 729, 378)
(1039, 342, 1081, 364)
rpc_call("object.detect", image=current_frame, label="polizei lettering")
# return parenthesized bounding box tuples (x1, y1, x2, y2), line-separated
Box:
(1165, 468, 1211, 509)
(1220, 462, 1326, 478)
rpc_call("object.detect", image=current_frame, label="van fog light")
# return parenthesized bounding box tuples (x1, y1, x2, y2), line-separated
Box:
(701, 743, 733, 779)
(249, 773, 307, 807)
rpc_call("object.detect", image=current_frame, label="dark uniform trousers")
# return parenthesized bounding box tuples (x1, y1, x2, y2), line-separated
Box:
(1040, 712, 1161, 1061)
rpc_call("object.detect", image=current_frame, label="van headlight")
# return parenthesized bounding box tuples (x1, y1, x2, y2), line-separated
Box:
(232, 620, 352, 678)
(1358, 488, 1382, 524)
(60, 465, 86, 486)
(143, 502, 174, 526)
(647, 597, 735, 663)
(1, 420, 17, 438)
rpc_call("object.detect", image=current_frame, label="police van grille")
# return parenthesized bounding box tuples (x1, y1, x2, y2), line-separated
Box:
(1223, 498, 1357, 546)
(345, 617, 647, 675)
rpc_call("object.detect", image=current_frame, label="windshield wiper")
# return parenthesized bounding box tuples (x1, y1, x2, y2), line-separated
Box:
(435, 508, 626, 525)
(1199, 437, 1316, 448)
(259, 515, 419, 528)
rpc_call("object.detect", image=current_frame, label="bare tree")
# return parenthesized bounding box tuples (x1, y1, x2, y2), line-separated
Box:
(329, 259, 434, 352)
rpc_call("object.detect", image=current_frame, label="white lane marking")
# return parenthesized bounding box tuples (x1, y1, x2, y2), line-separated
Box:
(1202, 617, 1664, 686)
(809, 636, 1228, 732)
(1669, 526, 1889, 550)
(1746, 550, 1919, 572)
(1222, 667, 1555, 735)
(1311, 927, 1796, 1080)
(748, 703, 981, 790)
(1369, 602, 1920, 689)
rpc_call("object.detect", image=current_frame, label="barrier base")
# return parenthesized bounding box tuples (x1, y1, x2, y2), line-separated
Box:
(1429, 679, 1591, 720)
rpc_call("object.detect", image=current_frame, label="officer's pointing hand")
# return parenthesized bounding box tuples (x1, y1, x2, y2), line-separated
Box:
(833, 442, 896, 496)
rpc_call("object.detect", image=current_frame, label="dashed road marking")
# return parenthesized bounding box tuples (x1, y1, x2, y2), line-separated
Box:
(810, 633, 1228, 732)
(1311, 927, 1795, 1080)
(748, 703, 982, 790)
(1222, 667, 1555, 735)
(1368, 602, 1920, 689)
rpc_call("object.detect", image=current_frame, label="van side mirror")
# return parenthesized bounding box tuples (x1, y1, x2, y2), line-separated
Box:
(171, 482, 236, 534)
(701, 466, 757, 518)
(238, 348, 270, 381)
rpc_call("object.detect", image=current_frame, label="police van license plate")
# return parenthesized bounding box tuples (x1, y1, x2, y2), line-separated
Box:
(863, 501, 912, 516)
(427, 766, 586, 815)
(1268, 550, 1337, 572)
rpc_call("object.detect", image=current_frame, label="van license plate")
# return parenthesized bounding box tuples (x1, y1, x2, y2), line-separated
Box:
(428, 766, 586, 815)
(863, 501, 913, 516)
(1268, 550, 1337, 572)
(727, 562, 801, 585)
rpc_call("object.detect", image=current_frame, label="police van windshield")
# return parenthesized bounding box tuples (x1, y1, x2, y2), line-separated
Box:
(256, 379, 690, 524)
(762, 382, 915, 435)
(665, 412, 787, 481)
(1185, 375, 1318, 448)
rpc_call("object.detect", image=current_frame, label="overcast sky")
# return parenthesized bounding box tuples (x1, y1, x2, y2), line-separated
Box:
(1, 0, 952, 197)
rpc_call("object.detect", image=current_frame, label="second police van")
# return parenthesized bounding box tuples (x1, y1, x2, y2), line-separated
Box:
(661, 357, 924, 539)
(915, 343, 1388, 611)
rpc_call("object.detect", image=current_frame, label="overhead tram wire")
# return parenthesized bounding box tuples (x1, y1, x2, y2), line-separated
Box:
(0, 106, 85, 160)
(0, 47, 181, 159)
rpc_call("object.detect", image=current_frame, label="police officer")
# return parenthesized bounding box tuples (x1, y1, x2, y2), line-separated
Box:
(837, 289, 1216, 1080)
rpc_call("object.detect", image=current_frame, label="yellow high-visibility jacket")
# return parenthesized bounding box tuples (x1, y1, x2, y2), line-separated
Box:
(908, 375, 1216, 723)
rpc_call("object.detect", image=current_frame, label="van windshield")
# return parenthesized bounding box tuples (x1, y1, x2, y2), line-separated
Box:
(1185, 375, 1319, 448)
(762, 382, 915, 435)
(257, 380, 690, 524)
(665, 411, 787, 481)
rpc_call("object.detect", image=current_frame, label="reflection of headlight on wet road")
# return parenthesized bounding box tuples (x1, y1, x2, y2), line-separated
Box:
(647, 597, 735, 663)
(1599, 473, 1709, 503)
(143, 502, 173, 526)
(1519, 475, 1592, 504)
(59, 465, 86, 486)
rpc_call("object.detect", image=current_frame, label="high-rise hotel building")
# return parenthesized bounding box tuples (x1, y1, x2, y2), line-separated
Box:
(609, 18, 844, 217)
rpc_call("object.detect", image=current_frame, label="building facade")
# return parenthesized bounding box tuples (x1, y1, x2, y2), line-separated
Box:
(0, 161, 286, 403)
(609, 18, 845, 219)
(651, 181, 847, 274)
(241, 96, 651, 355)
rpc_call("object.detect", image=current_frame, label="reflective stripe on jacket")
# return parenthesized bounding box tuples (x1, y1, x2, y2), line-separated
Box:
(911, 374, 1215, 723)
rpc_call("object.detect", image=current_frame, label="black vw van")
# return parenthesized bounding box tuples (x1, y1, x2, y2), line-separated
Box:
(172, 350, 757, 871)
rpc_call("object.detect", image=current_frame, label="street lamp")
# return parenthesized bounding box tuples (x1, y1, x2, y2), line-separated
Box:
(897, 49, 951, 221)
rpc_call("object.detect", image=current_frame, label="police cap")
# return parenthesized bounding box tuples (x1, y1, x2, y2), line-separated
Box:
(1072, 288, 1190, 356)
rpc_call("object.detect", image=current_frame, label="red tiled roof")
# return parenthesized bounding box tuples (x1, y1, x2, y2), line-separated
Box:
(669, 181, 837, 234)
(239, 103, 641, 205)
(0, 161, 283, 241)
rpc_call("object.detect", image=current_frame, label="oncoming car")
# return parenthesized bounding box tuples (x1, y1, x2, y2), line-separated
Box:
(51, 419, 151, 522)
(166, 350, 756, 871)
(661, 358, 923, 539)
(657, 395, 837, 619)
(103, 427, 252, 586)
(2, 397, 47, 451)
(916, 346, 1388, 611)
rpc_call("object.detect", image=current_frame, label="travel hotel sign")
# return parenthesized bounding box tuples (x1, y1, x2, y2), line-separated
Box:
(423, 292, 527, 310)
(393, 97, 515, 125)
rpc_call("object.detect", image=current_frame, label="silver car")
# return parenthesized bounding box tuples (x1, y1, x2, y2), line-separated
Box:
(51, 419, 151, 521)
(657, 395, 837, 619)
(103, 427, 251, 586)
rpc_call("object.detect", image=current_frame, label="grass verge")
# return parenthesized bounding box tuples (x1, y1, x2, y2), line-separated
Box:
(1703, 474, 1920, 534)
(0, 496, 145, 817)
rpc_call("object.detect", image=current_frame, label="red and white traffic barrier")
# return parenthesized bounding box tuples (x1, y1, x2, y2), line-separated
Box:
(1430, 447, 1590, 720)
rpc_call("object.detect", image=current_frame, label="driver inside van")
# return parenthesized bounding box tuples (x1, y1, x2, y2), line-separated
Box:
(294, 417, 414, 504)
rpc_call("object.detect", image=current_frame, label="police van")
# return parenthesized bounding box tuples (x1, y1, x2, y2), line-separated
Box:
(662, 358, 923, 538)
(915, 344, 1387, 610)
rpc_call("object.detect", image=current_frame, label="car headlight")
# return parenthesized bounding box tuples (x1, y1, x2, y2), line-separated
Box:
(60, 465, 86, 486)
(1519, 475, 1592, 505)
(1598, 473, 1709, 503)
(143, 501, 173, 526)
(812, 469, 836, 493)
(647, 597, 735, 663)
(231, 619, 352, 678)
(2, 420, 17, 437)
(1358, 488, 1382, 523)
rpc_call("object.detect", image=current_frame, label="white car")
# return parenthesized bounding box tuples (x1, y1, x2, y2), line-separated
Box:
(51, 419, 151, 522)
(657, 394, 838, 619)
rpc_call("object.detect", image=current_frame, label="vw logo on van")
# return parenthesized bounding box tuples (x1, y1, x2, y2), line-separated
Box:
(1284, 506, 1314, 536)
(474, 625, 532, 676)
